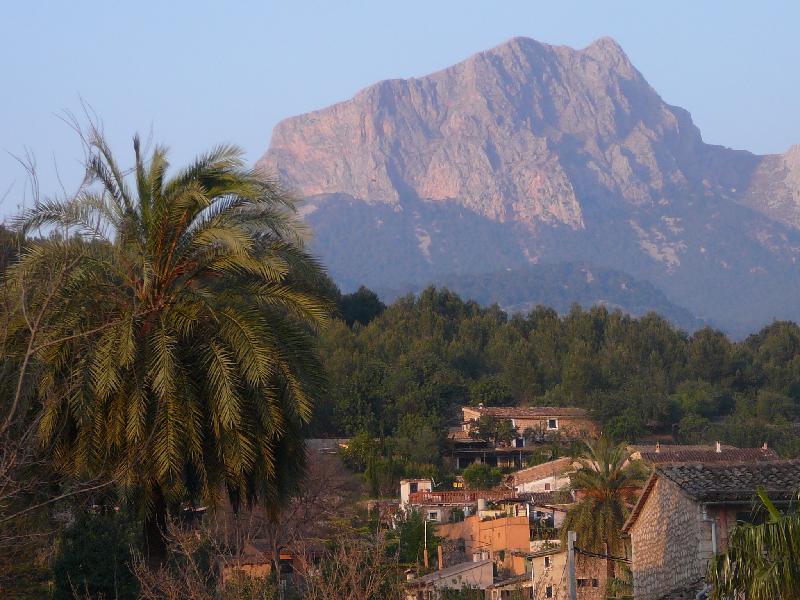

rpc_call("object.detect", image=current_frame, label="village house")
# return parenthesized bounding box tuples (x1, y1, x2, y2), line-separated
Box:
(485, 573, 535, 599)
(623, 459, 800, 600)
(461, 406, 599, 442)
(629, 441, 780, 465)
(446, 428, 541, 469)
(400, 479, 516, 523)
(438, 513, 532, 575)
(404, 559, 494, 600)
(509, 542, 565, 599)
(510, 457, 576, 494)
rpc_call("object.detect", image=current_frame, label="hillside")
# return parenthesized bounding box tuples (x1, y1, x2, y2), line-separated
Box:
(258, 36, 800, 336)
(378, 262, 705, 332)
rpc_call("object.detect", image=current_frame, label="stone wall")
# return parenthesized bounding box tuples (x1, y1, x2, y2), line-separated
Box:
(629, 478, 710, 600)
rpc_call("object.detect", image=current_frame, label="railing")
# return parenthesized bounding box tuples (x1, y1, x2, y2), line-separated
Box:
(408, 490, 516, 505)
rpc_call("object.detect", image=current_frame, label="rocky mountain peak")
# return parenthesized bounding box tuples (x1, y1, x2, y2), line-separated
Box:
(256, 37, 800, 335)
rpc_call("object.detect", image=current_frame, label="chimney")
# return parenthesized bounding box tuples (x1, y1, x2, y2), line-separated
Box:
(715, 441, 722, 453)
(438, 545, 444, 570)
(655, 442, 660, 453)
(405, 569, 415, 581)
(763, 441, 769, 450)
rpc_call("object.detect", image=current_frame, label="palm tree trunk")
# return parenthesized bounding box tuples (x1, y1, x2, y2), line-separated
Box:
(271, 537, 282, 589)
(144, 484, 168, 566)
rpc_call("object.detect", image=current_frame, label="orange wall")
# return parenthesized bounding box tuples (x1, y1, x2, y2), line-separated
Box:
(439, 515, 530, 575)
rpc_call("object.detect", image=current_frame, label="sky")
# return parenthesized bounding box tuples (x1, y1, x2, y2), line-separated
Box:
(1, 1, 799, 218)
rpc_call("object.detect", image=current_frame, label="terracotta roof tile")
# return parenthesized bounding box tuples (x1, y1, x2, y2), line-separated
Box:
(466, 406, 588, 419)
(512, 457, 575, 485)
(639, 447, 780, 465)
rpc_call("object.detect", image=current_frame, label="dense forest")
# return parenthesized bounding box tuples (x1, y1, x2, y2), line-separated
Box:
(319, 285, 800, 457)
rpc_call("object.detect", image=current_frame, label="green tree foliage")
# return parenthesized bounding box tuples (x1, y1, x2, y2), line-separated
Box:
(318, 287, 800, 457)
(469, 415, 516, 446)
(709, 489, 800, 600)
(51, 510, 139, 600)
(392, 413, 442, 465)
(461, 463, 502, 489)
(11, 131, 332, 558)
(469, 375, 512, 406)
(339, 286, 386, 327)
(396, 510, 439, 565)
(561, 439, 648, 581)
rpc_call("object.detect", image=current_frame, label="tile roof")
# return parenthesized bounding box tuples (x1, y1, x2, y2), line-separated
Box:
(657, 459, 800, 503)
(624, 459, 800, 532)
(447, 428, 475, 441)
(512, 457, 576, 485)
(466, 406, 589, 419)
(638, 447, 780, 465)
(516, 491, 568, 506)
(630, 443, 736, 454)
(406, 559, 492, 587)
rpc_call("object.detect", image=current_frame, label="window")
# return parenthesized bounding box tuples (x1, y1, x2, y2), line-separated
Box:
(545, 585, 553, 598)
(543, 556, 551, 568)
(592, 579, 599, 588)
(577, 579, 590, 587)
(544, 483, 551, 491)
(428, 511, 438, 521)
(410, 482, 418, 493)
(547, 419, 558, 430)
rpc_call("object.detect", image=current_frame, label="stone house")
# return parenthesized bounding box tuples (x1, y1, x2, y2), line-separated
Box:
(623, 459, 800, 600)
(511, 457, 576, 494)
(461, 406, 599, 442)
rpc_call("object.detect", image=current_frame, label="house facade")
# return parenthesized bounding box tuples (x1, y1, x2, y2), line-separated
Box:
(438, 514, 532, 575)
(461, 406, 599, 441)
(623, 459, 800, 600)
(511, 457, 576, 494)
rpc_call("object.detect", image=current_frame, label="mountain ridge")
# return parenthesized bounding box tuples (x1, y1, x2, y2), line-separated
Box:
(257, 36, 800, 336)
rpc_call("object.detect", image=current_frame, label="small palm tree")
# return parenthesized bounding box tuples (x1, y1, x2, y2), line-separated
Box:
(12, 129, 332, 560)
(709, 489, 800, 600)
(561, 438, 647, 581)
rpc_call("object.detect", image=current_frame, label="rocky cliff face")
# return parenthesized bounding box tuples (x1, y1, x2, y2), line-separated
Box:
(257, 37, 800, 335)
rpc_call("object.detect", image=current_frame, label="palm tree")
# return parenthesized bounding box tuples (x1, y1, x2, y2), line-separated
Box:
(561, 438, 647, 582)
(709, 489, 800, 600)
(11, 130, 332, 560)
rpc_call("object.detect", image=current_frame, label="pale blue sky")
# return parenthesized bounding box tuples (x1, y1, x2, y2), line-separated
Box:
(1, 1, 798, 217)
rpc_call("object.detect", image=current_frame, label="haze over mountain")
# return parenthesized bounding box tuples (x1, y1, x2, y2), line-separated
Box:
(258, 36, 800, 336)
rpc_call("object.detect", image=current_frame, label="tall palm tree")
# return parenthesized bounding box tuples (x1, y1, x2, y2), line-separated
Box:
(709, 489, 800, 600)
(561, 438, 647, 582)
(11, 130, 332, 559)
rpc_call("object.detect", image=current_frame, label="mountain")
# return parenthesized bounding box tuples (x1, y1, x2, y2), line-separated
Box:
(378, 262, 705, 332)
(257, 37, 800, 336)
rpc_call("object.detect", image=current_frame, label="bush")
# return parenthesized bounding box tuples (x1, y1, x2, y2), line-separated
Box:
(51, 509, 139, 600)
(461, 463, 502, 489)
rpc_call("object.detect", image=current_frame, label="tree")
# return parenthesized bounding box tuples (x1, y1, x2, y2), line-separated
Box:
(468, 376, 512, 407)
(392, 413, 441, 465)
(562, 438, 647, 583)
(295, 529, 403, 600)
(52, 509, 139, 600)
(469, 416, 516, 446)
(709, 489, 800, 600)
(461, 463, 501, 490)
(339, 286, 385, 327)
(396, 510, 439, 565)
(13, 128, 331, 561)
